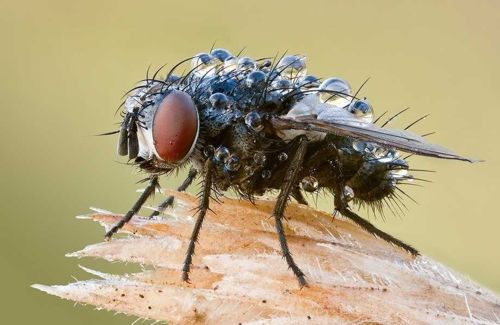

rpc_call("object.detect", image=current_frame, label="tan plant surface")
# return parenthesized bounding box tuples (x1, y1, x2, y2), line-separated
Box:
(33, 190, 500, 324)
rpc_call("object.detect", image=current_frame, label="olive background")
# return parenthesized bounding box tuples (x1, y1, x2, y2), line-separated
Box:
(1, 1, 499, 323)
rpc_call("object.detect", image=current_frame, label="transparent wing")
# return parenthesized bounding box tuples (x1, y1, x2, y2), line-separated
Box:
(271, 107, 476, 162)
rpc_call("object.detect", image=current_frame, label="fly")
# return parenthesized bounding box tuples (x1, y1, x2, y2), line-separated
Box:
(102, 49, 476, 287)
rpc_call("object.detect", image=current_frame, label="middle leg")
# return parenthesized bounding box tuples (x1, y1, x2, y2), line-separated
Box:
(272, 136, 309, 287)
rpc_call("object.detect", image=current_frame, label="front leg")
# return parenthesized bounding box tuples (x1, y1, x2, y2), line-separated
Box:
(272, 136, 309, 287)
(181, 159, 214, 282)
(105, 175, 159, 240)
(147, 167, 198, 219)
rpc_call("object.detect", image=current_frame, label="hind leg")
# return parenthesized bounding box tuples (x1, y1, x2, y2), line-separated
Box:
(329, 146, 418, 255)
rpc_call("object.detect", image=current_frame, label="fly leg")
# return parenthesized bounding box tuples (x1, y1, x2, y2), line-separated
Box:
(181, 159, 214, 282)
(334, 200, 418, 255)
(272, 136, 309, 287)
(104, 175, 159, 240)
(329, 148, 419, 256)
(147, 168, 198, 219)
(291, 186, 308, 205)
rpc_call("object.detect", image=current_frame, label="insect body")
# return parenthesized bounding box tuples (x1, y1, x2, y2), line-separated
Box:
(105, 49, 474, 287)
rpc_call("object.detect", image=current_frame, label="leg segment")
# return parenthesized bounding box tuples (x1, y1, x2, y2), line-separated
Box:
(104, 176, 159, 240)
(147, 168, 198, 219)
(291, 186, 308, 205)
(329, 145, 419, 256)
(181, 159, 214, 282)
(334, 202, 418, 255)
(272, 136, 309, 287)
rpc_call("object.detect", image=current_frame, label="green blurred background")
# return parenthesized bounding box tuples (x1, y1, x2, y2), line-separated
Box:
(1, 0, 499, 323)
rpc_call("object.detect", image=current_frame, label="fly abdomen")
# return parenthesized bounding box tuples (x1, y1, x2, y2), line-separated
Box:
(347, 153, 410, 202)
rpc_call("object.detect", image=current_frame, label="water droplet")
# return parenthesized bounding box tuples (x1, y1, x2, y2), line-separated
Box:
(210, 48, 232, 62)
(209, 93, 229, 109)
(203, 145, 215, 158)
(265, 91, 282, 105)
(349, 99, 374, 122)
(246, 70, 266, 88)
(363, 143, 380, 156)
(240, 180, 252, 192)
(225, 154, 241, 171)
(166, 75, 181, 84)
(271, 77, 291, 90)
(318, 77, 352, 106)
(298, 75, 320, 88)
(258, 59, 272, 72)
(210, 77, 237, 94)
(125, 95, 142, 111)
(192, 53, 218, 76)
(245, 111, 264, 132)
(253, 152, 267, 166)
(237, 57, 257, 72)
(261, 169, 272, 179)
(352, 141, 366, 152)
(373, 146, 388, 158)
(390, 159, 409, 170)
(214, 146, 230, 162)
(387, 149, 398, 158)
(277, 55, 307, 78)
(233, 109, 243, 120)
(343, 186, 354, 201)
(390, 168, 409, 179)
(223, 57, 238, 73)
(278, 152, 288, 161)
(301, 176, 318, 192)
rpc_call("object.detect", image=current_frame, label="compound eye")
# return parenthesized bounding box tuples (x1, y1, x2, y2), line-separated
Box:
(152, 90, 199, 163)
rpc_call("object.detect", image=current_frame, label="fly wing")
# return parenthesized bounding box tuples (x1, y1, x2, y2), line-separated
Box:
(271, 106, 475, 162)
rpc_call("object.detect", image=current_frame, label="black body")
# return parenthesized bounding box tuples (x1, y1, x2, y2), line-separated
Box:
(103, 50, 472, 286)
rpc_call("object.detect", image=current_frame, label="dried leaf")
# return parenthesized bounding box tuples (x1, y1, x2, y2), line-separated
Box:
(33, 190, 500, 324)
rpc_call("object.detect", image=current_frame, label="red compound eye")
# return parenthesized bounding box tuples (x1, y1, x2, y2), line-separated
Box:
(152, 90, 199, 163)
